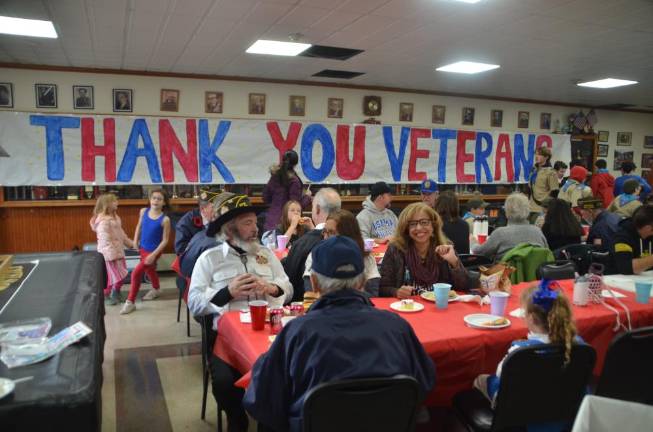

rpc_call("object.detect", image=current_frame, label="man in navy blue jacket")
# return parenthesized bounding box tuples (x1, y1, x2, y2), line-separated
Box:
(243, 236, 436, 432)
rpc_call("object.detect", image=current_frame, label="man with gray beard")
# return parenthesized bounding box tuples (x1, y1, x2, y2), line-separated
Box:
(188, 194, 293, 432)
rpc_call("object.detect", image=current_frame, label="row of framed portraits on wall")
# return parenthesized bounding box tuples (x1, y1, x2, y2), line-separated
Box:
(597, 130, 653, 148)
(614, 150, 653, 173)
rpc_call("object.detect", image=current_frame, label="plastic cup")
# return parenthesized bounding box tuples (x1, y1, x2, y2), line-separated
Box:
(490, 291, 510, 316)
(581, 225, 590, 236)
(364, 238, 375, 252)
(634, 282, 652, 304)
(477, 234, 487, 245)
(249, 300, 268, 331)
(276, 235, 289, 251)
(433, 283, 452, 309)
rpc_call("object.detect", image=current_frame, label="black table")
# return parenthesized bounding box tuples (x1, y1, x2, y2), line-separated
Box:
(0, 252, 106, 432)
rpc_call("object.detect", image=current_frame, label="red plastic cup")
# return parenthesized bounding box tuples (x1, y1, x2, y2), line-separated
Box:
(477, 234, 487, 245)
(249, 300, 268, 331)
(581, 225, 590, 236)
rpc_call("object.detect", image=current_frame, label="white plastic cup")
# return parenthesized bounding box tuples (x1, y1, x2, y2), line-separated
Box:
(489, 291, 510, 316)
(573, 280, 589, 306)
(364, 238, 375, 251)
(276, 235, 289, 250)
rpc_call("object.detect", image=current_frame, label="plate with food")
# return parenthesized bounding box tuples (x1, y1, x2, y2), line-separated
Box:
(390, 299, 425, 313)
(419, 290, 459, 302)
(464, 314, 511, 329)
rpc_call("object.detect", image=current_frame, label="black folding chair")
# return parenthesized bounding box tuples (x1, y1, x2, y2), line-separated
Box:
(302, 375, 420, 432)
(596, 326, 653, 405)
(459, 254, 495, 269)
(553, 244, 595, 275)
(536, 260, 577, 280)
(453, 344, 596, 432)
(176, 276, 191, 337)
(200, 315, 224, 432)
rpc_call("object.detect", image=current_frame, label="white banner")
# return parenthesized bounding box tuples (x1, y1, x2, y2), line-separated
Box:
(0, 112, 571, 186)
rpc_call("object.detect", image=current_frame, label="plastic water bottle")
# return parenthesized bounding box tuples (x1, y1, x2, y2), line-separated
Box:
(573, 275, 589, 306)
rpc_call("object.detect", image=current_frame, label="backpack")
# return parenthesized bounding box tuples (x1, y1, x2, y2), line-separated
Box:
(282, 229, 323, 302)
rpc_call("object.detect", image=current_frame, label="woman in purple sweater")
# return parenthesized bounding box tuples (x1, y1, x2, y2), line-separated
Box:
(263, 150, 312, 231)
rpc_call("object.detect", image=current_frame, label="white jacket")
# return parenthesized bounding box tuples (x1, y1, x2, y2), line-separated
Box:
(188, 242, 293, 326)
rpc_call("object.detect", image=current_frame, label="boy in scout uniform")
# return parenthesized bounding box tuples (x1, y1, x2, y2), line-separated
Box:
(528, 146, 560, 222)
(612, 205, 653, 275)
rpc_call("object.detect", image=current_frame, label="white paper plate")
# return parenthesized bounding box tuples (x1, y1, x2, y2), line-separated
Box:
(420, 291, 459, 303)
(464, 313, 511, 329)
(0, 378, 15, 400)
(390, 301, 425, 313)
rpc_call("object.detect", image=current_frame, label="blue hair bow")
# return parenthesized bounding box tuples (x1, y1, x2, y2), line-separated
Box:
(532, 279, 559, 312)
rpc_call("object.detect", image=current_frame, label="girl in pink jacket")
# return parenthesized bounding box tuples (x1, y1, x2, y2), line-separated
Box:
(90, 193, 134, 305)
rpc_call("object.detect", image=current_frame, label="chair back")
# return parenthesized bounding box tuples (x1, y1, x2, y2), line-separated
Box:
(459, 254, 494, 268)
(554, 244, 595, 275)
(501, 243, 554, 284)
(492, 344, 596, 431)
(302, 375, 419, 432)
(536, 260, 577, 280)
(596, 326, 653, 405)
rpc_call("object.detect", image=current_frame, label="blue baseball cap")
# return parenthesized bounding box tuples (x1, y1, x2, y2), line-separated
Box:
(420, 179, 438, 194)
(311, 236, 363, 279)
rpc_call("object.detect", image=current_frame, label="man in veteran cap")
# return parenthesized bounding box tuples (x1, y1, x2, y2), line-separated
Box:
(420, 178, 439, 208)
(576, 196, 621, 250)
(243, 236, 435, 432)
(188, 194, 293, 432)
(174, 186, 222, 255)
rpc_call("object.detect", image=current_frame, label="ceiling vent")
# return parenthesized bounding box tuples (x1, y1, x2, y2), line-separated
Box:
(299, 45, 363, 61)
(311, 69, 365, 79)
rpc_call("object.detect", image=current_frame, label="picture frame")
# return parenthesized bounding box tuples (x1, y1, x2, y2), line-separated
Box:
(644, 136, 653, 149)
(249, 93, 266, 115)
(641, 153, 653, 169)
(432, 105, 445, 124)
(617, 132, 632, 146)
(518, 111, 529, 128)
(289, 95, 305, 116)
(327, 98, 343, 119)
(462, 107, 475, 126)
(73, 85, 94, 110)
(598, 130, 609, 142)
(597, 144, 609, 157)
(643, 169, 651, 180)
(490, 109, 503, 127)
(160, 89, 180, 112)
(0, 82, 14, 108)
(205, 91, 223, 113)
(613, 150, 633, 170)
(363, 95, 382, 116)
(399, 103, 413, 122)
(113, 88, 133, 112)
(540, 112, 551, 130)
(35, 83, 57, 108)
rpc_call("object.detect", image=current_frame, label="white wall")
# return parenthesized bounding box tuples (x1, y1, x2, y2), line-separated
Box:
(1, 66, 652, 178)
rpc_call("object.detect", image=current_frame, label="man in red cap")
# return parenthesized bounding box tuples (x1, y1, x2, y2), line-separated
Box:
(558, 165, 593, 207)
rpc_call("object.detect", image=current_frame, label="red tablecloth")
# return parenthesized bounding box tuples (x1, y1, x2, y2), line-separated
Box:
(213, 280, 653, 406)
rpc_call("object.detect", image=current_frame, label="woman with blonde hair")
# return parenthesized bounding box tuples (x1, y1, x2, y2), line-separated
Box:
(379, 202, 469, 298)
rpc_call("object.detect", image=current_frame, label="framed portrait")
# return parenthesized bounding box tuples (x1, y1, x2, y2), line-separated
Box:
(327, 98, 343, 119)
(518, 111, 530, 128)
(540, 112, 551, 129)
(617, 131, 632, 146)
(73, 85, 94, 109)
(462, 107, 475, 126)
(490, 109, 503, 127)
(613, 150, 633, 170)
(399, 103, 413, 122)
(113, 89, 133, 112)
(160, 89, 179, 112)
(249, 93, 266, 115)
(0, 82, 14, 108)
(35, 83, 57, 108)
(597, 144, 609, 157)
(643, 169, 651, 180)
(363, 95, 381, 116)
(644, 136, 653, 149)
(289, 95, 305, 116)
(205, 91, 223, 113)
(432, 105, 445, 124)
(642, 153, 653, 169)
(598, 130, 609, 142)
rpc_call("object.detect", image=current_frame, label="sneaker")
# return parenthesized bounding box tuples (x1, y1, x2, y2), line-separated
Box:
(142, 289, 160, 301)
(120, 300, 136, 315)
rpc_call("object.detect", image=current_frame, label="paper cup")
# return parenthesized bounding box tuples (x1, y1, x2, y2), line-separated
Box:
(249, 300, 268, 331)
(433, 283, 452, 309)
(276, 235, 289, 251)
(489, 291, 510, 316)
(635, 282, 652, 304)
(477, 234, 487, 245)
(581, 225, 590, 236)
(364, 238, 375, 252)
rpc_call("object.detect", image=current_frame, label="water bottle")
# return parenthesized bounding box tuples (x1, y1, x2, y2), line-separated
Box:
(573, 275, 589, 306)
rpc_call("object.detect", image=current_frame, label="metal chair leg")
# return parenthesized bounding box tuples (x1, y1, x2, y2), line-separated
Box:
(186, 306, 191, 337)
(217, 404, 223, 432)
(201, 366, 209, 419)
(176, 287, 182, 322)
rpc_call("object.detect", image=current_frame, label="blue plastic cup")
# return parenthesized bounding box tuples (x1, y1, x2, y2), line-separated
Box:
(634, 282, 652, 304)
(489, 291, 510, 316)
(433, 283, 452, 309)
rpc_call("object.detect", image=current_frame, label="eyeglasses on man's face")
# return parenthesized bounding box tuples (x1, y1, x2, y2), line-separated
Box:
(322, 228, 337, 238)
(408, 219, 432, 229)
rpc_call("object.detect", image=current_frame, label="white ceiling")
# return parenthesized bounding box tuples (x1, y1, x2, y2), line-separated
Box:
(1, 0, 652, 108)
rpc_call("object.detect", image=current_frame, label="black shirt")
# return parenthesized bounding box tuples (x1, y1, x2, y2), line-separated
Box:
(442, 218, 470, 255)
(612, 219, 653, 274)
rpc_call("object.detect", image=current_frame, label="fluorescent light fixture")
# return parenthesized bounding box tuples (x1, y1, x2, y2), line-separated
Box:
(436, 61, 500, 74)
(246, 39, 311, 56)
(453, 0, 483, 3)
(577, 78, 638, 89)
(0, 16, 57, 38)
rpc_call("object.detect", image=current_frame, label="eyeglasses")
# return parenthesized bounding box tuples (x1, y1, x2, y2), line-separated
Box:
(322, 229, 337, 238)
(408, 219, 432, 229)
